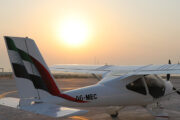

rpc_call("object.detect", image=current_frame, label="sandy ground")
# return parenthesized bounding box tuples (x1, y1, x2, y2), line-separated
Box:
(0, 77, 180, 120)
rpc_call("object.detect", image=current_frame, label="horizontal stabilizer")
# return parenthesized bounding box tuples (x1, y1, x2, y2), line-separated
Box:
(0, 97, 87, 118)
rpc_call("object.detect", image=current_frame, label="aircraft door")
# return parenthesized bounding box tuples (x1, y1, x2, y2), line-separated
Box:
(144, 75, 165, 99)
(125, 76, 153, 105)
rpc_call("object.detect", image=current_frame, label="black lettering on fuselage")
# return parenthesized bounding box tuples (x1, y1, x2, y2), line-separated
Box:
(76, 94, 97, 101)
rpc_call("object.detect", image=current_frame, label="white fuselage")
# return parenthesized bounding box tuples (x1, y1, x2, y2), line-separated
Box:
(48, 75, 174, 107)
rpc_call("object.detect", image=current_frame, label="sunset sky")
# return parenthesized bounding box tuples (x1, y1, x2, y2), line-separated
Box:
(0, 0, 180, 71)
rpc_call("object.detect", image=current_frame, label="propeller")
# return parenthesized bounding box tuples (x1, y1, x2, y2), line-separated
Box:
(167, 59, 171, 81)
(173, 87, 180, 95)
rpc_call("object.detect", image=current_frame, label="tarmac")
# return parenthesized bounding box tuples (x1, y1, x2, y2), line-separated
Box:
(0, 76, 180, 120)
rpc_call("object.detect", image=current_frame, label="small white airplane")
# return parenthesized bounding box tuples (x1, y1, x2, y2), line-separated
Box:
(1, 36, 180, 119)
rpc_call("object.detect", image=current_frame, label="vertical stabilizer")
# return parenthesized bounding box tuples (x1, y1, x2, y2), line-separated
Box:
(4, 36, 60, 100)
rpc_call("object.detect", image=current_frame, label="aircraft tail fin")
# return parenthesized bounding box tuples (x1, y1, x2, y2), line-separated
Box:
(4, 36, 61, 101)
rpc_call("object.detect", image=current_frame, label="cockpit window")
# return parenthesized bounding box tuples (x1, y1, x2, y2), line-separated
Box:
(126, 78, 146, 95)
(144, 75, 165, 98)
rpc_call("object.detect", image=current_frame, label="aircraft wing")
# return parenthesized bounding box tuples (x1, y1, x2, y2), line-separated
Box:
(50, 64, 114, 75)
(50, 64, 149, 75)
(111, 64, 180, 76)
(0, 97, 87, 118)
(99, 64, 180, 84)
(51, 64, 180, 76)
